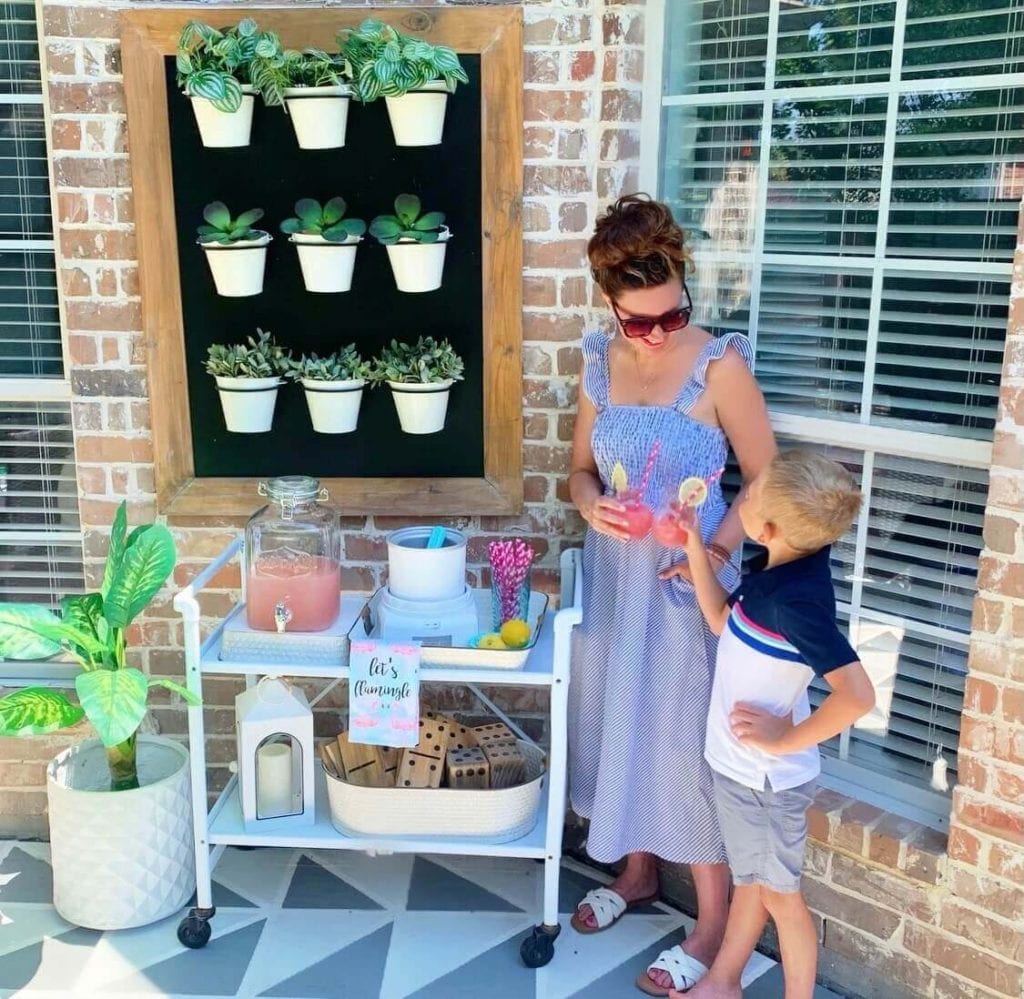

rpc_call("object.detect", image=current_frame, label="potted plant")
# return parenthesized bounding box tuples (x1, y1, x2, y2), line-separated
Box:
(176, 18, 279, 147)
(338, 18, 468, 146)
(370, 194, 450, 293)
(281, 197, 366, 293)
(197, 201, 271, 297)
(250, 45, 353, 149)
(369, 336, 464, 434)
(204, 328, 290, 433)
(286, 345, 370, 434)
(0, 502, 198, 930)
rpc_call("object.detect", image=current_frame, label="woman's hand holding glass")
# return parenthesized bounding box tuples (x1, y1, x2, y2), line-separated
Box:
(583, 494, 633, 542)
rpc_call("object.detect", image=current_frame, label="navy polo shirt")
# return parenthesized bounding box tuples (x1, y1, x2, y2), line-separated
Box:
(705, 546, 859, 791)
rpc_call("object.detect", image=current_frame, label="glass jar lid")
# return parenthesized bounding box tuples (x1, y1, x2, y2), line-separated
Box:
(258, 476, 327, 516)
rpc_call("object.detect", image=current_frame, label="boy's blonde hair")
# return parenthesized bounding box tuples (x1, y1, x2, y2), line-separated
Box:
(760, 449, 862, 552)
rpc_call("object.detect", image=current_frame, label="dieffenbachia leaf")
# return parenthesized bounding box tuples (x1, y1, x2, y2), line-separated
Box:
(75, 668, 149, 747)
(0, 688, 84, 737)
(148, 678, 200, 706)
(101, 501, 128, 601)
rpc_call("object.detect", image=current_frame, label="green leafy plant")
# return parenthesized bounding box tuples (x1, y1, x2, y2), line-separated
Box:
(250, 46, 349, 107)
(338, 18, 468, 103)
(204, 328, 290, 379)
(369, 194, 446, 245)
(0, 503, 195, 792)
(197, 202, 266, 245)
(281, 198, 366, 242)
(368, 336, 464, 385)
(286, 345, 371, 383)
(176, 18, 280, 113)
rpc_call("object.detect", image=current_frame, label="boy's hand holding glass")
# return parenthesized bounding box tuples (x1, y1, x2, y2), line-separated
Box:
(729, 703, 794, 753)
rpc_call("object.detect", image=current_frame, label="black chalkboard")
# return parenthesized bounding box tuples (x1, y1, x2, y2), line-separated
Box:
(165, 56, 484, 479)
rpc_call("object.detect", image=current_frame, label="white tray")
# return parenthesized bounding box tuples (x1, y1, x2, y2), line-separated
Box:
(348, 587, 549, 670)
(324, 741, 545, 841)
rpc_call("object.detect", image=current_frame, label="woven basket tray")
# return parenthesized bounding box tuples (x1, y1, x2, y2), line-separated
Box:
(324, 741, 546, 842)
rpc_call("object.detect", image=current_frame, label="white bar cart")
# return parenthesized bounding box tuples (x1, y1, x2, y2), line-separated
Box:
(172, 540, 583, 968)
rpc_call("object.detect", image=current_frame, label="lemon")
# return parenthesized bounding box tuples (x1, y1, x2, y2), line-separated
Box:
(500, 619, 531, 649)
(478, 633, 508, 650)
(677, 476, 709, 507)
(610, 461, 629, 495)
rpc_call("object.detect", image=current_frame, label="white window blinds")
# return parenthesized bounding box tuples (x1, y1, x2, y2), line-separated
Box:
(657, 0, 1019, 818)
(0, 1, 82, 620)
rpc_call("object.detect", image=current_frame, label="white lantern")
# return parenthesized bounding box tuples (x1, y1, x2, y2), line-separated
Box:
(235, 677, 315, 830)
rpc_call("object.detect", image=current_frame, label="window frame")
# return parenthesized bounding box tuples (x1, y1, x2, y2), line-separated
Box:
(0, 0, 83, 681)
(643, 0, 1012, 829)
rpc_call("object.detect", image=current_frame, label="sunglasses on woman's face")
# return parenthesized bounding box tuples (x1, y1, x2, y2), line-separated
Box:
(611, 284, 693, 339)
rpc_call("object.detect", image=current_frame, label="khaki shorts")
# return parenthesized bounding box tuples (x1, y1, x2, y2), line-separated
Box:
(712, 771, 817, 894)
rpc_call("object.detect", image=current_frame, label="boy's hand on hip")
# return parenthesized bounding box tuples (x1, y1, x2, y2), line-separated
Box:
(730, 703, 794, 752)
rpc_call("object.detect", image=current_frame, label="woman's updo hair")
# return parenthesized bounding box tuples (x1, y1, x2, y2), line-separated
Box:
(588, 193, 690, 299)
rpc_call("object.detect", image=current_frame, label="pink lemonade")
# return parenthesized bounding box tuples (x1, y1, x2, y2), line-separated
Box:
(246, 553, 341, 631)
(653, 505, 690, 548)
(619, 491, 653, 540)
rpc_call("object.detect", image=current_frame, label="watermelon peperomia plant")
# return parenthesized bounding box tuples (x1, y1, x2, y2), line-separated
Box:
(0, 502, 197, 791)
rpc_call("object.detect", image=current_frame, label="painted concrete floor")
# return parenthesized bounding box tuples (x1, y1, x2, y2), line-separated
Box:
(0, 841, 842, 998)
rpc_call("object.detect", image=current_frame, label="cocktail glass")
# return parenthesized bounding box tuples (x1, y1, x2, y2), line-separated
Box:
(618, 488, 654, 540)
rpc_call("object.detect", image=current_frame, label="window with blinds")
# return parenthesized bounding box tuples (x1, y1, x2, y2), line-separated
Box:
(657, 0, 1019, 819)
(0, 1, 83, 631)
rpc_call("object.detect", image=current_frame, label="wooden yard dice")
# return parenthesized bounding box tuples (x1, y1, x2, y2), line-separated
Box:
(472, 722, 517, 751)
(397, 716, 452, 788)
(446, 747, 490, 789)
(336, 730, 387, 787)
(483, 741, 526, 790)
(448, 722, 478, 752)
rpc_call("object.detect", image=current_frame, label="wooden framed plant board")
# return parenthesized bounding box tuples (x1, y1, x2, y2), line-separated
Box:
(121, 7, 524, 518)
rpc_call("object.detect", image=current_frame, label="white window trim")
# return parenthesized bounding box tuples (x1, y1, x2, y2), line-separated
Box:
(642, 0, 1010, 829)
(0, 1, 83, 680)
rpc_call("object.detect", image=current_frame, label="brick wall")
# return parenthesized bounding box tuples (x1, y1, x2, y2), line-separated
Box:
(1, 2, 1022, 997)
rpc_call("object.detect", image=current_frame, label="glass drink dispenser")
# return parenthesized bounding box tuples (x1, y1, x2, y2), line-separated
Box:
(244, 476, 342, 632)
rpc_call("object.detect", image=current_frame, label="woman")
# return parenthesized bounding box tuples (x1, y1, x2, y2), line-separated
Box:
(567, 194, 775, 996)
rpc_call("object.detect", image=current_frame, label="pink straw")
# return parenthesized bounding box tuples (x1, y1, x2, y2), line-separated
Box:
(637, 439, 662, 495)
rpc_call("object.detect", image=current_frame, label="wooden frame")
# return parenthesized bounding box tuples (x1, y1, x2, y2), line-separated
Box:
(121, 7, 523, 519)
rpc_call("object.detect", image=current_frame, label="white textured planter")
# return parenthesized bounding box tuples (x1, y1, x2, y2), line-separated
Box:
(388, 378, 453, 434)
(201, 233, 271, 297)
(384, 80, 450, 146)
(284, 85, 351, 149)
(46, 736, 194, 930)
(302, 377, 364, 433)
(188, 87, 255, 148)
(291, 234, 360, 293)
(385, 227, 450, 293)
(215, 375, 281, 433)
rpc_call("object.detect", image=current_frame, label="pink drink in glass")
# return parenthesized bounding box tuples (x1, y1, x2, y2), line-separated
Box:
(246, 552, 341, 631)
(619, 489, 654, 540)
(653, 502, 690, 548)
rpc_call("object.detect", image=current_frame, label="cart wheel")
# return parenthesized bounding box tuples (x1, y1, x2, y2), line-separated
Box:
(177, 915, 212, 949)
(520, 925, 557, 968)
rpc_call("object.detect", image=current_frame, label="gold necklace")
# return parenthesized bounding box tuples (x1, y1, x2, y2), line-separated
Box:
(634, 350, 657, 396)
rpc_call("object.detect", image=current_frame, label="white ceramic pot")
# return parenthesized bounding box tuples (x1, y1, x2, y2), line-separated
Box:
(387, 525, 467, 602)
(283, 85, 351, 149)
(388, 378, 453, 434)
(385, 228, 449, 294)
(384, 80, 450, 146)
(291, 234, 360, 293)
(188, 87, 255, 148)
(215, 375, 281, 433)
(201, 233, 271, 297)
(46, 736, 194, 930)
(302, 377, 364, 433)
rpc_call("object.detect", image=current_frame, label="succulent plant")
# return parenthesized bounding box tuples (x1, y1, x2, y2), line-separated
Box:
(249, 46, 349, 107)
(368, 336, 464, 385)
(197, 202, 266, 245)
(286, 345, 370, 383)
(338, 18, 468, 103)
(204, 329, 290, 379)
(176, 18, 280, 113)
(369, 194, 446, 245)
(280, 198, 366, 242)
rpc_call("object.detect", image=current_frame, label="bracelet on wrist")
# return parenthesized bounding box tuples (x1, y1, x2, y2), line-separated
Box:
(706, 543, 732, 566)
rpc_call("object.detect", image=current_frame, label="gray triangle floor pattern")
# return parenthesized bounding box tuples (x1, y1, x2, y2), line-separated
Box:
(0, 842, 845, 998)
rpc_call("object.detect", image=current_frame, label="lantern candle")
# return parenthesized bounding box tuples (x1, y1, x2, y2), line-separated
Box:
(256, 741, 295, 818)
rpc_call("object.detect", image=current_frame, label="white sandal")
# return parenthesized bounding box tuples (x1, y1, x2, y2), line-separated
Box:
(570, 886, 658, 935)
(636, 945, 709, 996)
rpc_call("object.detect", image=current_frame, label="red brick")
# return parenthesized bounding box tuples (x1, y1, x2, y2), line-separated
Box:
(524, 125, 555, 159)
(958, 714, 995, 753)
(867, 813, 922, 869)
(600, 128, 641, 161)
(983, 514, 1020, 554)
(833, 801, 885, 854)
(601, 89, 643, 122)
(1001, 685, 1024, 723)
(524, 51, 560, 85)
(904, 921, 1023, 994)
(80, 498, 155, 527)
(954, 791, 1024, 845)
(77, 465, 106, 495)
(524, 15, 592, 45)
(48, 82, 125, 115)
(525, 165, 591, 197)
(74, 434, 153, 464)
(558, 128, 588, 161)
(524, 312, 586, 342)
(523, 345, 553, 376)
(524, 444, 570, 475)
(557, 413, 575, 442)
(342, 566, 376, 591)
(570, 51, 596, 82)
(946, 825, 983, 866)
(117, 192, 134, 224)
(603, 11, 644, 45)
(971, 595, 1005, 635)
(941, 898, 1024, 962)
(524, 413, 548, 441)
(524, 89, 591, 124)
(51, 118, 80, 150)
(932, 971, 1007, 999)
(121, 267, 140, 298)
(968, 640, 1024, 681)
(803, 877, 901, 938)
(988, 841, 1024, 882)
(523, 475, 550, 504)
(559, 202, 589, 233)
(65, 300, 140, 332)
(598, 164, 640, 199)
(992, 428, 1024, 469)
(830, 853, 937, 923)
(557, 346, 582, 376)
(44, 5, 121, 38)
(60, 228, 137, 261)
(343, 534, 387, 561)
(603, 49, 645, 84)
(523, 276, 557, 308)
(58, 192, 88, 224)
(963, 674, 1000, 713)
(987, 469, 1024, 511)
(522, 201, 550, 233)
(823, 922, 932, 996)
(561, 275, 590, 307)
(0, 790, 47, 816)
(92, 196, 117, 227)
(172, 529, 241, 560)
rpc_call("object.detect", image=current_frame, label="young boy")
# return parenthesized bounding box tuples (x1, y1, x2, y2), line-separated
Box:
(672, 449, 875, 999)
